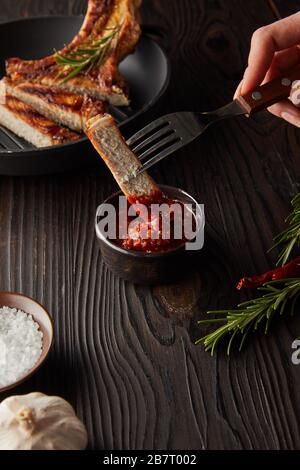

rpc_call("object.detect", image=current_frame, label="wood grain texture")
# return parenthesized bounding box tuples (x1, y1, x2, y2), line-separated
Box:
(0, 0, 300, 450)
(273, 1, 300, 18)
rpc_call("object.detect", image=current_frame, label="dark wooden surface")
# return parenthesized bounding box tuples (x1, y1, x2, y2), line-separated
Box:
(0, 0, 300, 450)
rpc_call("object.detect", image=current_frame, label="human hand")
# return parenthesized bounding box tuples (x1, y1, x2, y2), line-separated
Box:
(234, 12, 300, 127)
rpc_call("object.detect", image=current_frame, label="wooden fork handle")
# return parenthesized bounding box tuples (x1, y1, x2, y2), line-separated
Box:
(236, 66, 300, 115)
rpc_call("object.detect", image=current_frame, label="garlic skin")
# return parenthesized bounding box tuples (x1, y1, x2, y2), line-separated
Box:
(0, 392, 88, 450)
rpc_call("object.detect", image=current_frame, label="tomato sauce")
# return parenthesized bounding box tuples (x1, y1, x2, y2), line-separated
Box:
(113, 192, 193, 253)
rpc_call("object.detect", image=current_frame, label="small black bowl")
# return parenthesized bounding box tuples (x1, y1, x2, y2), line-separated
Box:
(95, 185, 204, 284)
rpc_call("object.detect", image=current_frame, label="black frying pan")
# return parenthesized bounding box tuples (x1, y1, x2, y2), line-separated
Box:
(0, 16, 170, 175)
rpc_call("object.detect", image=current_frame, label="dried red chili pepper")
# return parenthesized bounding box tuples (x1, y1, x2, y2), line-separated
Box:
(237, 256, 300, 290)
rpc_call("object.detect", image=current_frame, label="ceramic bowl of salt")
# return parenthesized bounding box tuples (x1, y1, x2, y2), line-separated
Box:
(0, 292, 54, 393)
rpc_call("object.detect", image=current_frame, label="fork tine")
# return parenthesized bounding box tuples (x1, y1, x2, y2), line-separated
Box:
(132, 126, 175, 154)
(126, 116, 170, 147)
(138, 140, 183, 175)
(138, 133, 180, 161)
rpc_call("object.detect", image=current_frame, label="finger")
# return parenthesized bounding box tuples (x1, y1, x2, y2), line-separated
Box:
(233, 79, 243, 99)
(267, 99, 300, 118)
(241, 12, 300, 94)
(281, 111, 300, 127)
(289, 80, 300, 105)
(263, 45, 300, 83)
(271, 45, 300, 73)
(234, 47, 300, 97)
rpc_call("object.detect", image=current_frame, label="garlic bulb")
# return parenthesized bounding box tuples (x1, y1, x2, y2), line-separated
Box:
(0, 392, 88, 450)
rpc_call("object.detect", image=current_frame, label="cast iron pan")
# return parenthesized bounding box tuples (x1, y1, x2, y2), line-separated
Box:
(0, 16, 170, 175)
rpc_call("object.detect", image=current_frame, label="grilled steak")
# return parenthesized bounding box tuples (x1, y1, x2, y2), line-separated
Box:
(6, 0, 142, 106)
(4, 78, 107, 132)
(86, 113, 160, 200)
(0, 81, 81, 147)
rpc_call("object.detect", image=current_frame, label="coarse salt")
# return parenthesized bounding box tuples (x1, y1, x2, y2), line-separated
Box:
(0, 306, 43, 387)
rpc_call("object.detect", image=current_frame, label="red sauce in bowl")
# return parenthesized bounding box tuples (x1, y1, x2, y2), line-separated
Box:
(113, 192, 195, 253)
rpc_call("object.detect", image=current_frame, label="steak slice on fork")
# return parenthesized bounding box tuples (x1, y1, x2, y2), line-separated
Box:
(86, 113, 161, 201)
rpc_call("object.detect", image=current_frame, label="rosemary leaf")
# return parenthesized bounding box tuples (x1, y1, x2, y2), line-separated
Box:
(271, 193, 300, 266)
(60, 64, 87, 84)
(55, 25, 120, 82)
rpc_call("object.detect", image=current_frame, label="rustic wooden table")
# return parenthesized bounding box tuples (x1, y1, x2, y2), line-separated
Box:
(0, 0, 300, 450)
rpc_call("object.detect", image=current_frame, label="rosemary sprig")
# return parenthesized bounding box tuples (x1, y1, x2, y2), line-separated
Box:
(55, 26, 120, 83)
(196, 278, 300, 355)
(196, 192, 300, 354)
(272, 192, 300, 266)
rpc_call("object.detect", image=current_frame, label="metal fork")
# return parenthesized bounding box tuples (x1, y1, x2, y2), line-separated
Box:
(127, 67, 300, 176)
